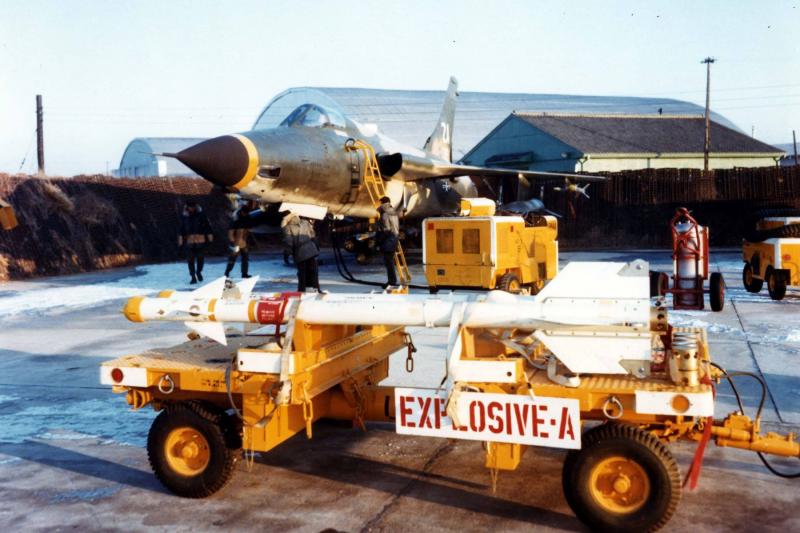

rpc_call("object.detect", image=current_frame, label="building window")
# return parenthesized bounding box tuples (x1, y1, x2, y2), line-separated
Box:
(436, 229, 453, 254)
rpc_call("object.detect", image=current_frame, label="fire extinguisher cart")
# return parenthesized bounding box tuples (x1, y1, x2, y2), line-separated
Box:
(651, 208, 725, 312)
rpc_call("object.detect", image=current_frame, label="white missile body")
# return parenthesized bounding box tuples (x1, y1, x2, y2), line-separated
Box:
(123, 261, 656, 375)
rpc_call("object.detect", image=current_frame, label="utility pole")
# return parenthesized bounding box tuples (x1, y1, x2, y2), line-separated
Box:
(701, 57, 715, 172)
(793, 130, 798, 166)
(36, 94, 45, 176)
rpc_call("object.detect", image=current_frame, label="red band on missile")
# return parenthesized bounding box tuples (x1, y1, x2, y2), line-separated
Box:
(255, 292, 302, 331)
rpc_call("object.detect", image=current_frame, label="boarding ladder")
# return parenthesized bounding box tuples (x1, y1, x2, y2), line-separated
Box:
(345, 139, 411, 285)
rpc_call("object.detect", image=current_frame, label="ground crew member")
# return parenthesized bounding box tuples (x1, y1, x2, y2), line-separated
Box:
(376, 196, 400, 286)
(224, 201, 254, 279)
(178, 200, 213, 284)
(281, 211, 320, 292)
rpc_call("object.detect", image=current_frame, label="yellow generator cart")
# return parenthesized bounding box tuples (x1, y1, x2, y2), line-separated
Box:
(423, 198, 558, 294)
(742, 214, 800, 300)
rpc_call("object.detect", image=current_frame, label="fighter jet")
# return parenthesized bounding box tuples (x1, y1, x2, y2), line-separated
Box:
(168, 77, 603, 219)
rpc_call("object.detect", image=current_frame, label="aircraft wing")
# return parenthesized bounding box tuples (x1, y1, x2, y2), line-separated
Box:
(381, 153, 606, 182)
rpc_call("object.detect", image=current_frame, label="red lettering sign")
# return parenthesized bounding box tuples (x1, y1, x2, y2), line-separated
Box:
(487, 401, 503, 434)
(558, 406, 576, 440)
(532, 404, 549, 438)
(469, 401, 485, 432)
(400, 396, 414, 428)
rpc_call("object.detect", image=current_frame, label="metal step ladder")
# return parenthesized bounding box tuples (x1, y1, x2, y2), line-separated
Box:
(345, 139, 411, 285)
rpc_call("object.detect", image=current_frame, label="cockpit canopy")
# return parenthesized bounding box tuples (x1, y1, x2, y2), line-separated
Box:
(279, 104, 346, 130)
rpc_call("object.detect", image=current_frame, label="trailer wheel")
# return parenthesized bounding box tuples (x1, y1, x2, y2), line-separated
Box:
(709, 272, 724, 312)
(742, 263, 763, 293)
(766, 267, 787, 301)
(648, 271, 669, 297)
(148, 402, 238, 498)
(497, 273, 522, 293)
(562, 424, 681, 532)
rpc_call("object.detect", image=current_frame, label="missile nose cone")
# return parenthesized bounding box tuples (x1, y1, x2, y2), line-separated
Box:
(175, 134, 258, 189)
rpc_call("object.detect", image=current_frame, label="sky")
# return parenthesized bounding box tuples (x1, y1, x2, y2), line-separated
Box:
(1, 0, 798, 176)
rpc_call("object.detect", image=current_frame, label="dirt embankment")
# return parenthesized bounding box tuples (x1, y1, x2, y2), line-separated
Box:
(0, 174, 231, 281)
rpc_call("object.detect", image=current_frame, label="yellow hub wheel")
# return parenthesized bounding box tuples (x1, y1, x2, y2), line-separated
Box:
(588, 456, 651, 514)
(165, 426, 211, 477)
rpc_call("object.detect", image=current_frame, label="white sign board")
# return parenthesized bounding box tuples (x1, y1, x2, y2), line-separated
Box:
(395, 388, 581, 450)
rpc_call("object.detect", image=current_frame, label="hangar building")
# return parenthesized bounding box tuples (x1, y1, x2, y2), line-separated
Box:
(460, 113, 784, 172)
(252, 87, 735, 162)
(115, 138, 205, 177)
(116, 86, 744, 176)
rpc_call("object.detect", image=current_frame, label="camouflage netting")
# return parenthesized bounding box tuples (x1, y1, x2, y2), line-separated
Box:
(0, 174, 231, 281)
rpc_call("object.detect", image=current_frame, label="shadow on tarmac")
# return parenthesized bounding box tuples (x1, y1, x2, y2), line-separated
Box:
(259, 440, 582, 530)
(0, 440, 164, 493)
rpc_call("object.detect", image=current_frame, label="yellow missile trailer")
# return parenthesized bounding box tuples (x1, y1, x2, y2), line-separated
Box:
(423, 198, 558, 294)
(742, 214, 800, 300)
(102, 269, 800, 532)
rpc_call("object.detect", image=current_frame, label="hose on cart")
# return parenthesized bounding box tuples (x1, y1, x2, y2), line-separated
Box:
(712, 362, 800, 479)
(330, 222, 429, 290)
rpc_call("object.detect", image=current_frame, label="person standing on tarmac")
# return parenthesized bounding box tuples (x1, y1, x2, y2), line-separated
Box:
(224, 201, 254, 279)
(281, 210, 321, 292)
(178, 200, 214, 284)
(376, 196, 400, 287)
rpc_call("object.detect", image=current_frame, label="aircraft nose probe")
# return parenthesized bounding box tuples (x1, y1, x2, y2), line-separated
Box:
(165, 134, 259, 190)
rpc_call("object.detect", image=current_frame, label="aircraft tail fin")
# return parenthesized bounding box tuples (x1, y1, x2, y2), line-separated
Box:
(423, 76, 458, 162)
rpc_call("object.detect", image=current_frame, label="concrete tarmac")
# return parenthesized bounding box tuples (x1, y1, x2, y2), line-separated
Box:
(0, 251, 798, 532)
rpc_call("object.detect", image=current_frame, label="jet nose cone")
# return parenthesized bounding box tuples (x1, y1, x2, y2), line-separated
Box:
(175, 134, 258, 189)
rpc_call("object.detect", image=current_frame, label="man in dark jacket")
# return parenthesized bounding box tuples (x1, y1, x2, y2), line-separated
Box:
(376, 196, 400, 286)
(178, 201, 214, 284)
(224, 201, 255, 279)
(281, 211, 320, 291)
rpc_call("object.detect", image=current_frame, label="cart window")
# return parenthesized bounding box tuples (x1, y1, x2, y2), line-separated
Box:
(462, 228, 480, 254)
(436, 229, 453, 254)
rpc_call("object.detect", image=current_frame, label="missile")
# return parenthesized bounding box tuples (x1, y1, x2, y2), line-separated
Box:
(122, 262, 660, 374)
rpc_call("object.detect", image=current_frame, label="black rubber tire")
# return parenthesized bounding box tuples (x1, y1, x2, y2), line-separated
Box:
(428, 287, 439, 294)
(709, 272, 725, 312)
(744, 223, 800, 243)
(497, 272, 522, 293)
(562, 424, 681, 533)
(742, 263, 763, 293)
(649, 271, 669, 298)
(147, 402, 239, 498)
(766, 267, 787, 301)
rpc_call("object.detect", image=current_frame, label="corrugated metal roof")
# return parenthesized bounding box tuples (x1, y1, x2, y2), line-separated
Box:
(513, 113, 783, 154)
(252, 87, 739, 161)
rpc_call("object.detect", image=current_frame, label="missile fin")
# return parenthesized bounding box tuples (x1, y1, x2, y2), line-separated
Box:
(191, 277, 227, 299)
(185, 321, 228, 345)
(235, 276, 260, 298)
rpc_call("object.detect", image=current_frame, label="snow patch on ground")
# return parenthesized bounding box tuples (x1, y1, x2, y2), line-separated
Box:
(784, 331, 800, 343)
(0, 259, 299, 320)
(0, 394, 154, 447)
(669, 310, 742, 335)
(0, 394, 19, 404)
(49, 487, 120, 503)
